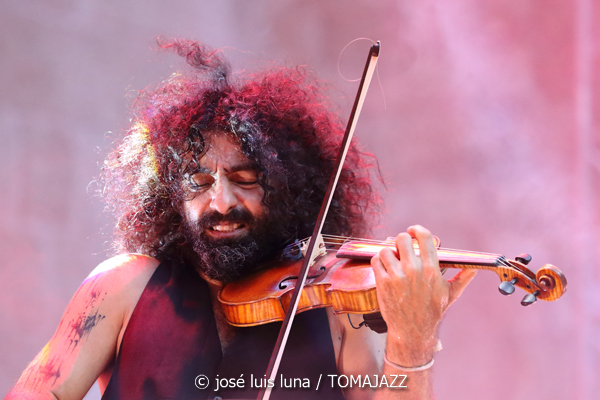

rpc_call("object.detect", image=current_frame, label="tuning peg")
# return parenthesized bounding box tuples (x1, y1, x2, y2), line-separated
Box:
(515, 254, 532, 265)
(521, 290, 540, 306)
(498, 278, 518, 295)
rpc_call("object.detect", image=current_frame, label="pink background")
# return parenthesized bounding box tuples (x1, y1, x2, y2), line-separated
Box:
(1, 1, 597, 399)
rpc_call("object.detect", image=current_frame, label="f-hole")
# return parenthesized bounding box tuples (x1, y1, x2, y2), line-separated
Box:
(278, 266, 327, 289)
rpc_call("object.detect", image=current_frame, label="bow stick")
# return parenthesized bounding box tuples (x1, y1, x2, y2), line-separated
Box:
(257, 41, 381, 400)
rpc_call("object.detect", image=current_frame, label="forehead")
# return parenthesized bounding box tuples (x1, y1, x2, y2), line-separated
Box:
(195, 133, 253, 171)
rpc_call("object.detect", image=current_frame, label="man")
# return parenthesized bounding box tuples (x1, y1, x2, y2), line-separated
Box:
(6, 39, 476, 400)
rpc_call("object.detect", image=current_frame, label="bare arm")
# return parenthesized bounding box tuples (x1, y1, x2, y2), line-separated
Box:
(330, 226, 477, 400)
(5, 255, 159, 400)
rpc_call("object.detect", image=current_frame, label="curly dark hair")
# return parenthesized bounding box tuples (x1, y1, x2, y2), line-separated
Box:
(102, 38, 381, 264)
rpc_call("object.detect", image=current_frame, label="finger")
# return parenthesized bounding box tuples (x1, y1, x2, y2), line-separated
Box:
(447, 269, 478, 305)
(407, 225, 439, 274)
(377, 247, 406, 278)
(395, 232, 419, 271)
(370, 253, 386, 279)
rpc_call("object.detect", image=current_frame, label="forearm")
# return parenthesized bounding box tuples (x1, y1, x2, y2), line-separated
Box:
(4, 355, 71, 400)
(4, 385, 59, 400)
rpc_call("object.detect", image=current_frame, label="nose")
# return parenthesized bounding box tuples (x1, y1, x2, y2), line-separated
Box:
(210, 179, 238, 214)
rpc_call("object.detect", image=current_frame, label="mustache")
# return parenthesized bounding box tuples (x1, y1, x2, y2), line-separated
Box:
(197, 207, 255, 230)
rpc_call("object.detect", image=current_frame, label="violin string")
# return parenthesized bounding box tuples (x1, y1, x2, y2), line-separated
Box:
(286, 235, 517, 271)
(322, 234, 507, 258)
(322, 234, 389, 242)
(291, 233, 396, 246)
(318, 236, 506, 260)
(321, 234, 511, 262)
(322, 234, 393, 245)
(285, 236, 388, 250)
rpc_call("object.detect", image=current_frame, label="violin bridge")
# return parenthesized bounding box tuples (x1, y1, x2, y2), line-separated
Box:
(300, 234, 327, 265)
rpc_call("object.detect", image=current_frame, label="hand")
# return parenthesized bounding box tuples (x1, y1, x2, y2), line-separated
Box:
(370, 225, 477, 366)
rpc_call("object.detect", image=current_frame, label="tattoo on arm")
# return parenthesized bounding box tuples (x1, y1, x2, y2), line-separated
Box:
(15, 277, 108, 390)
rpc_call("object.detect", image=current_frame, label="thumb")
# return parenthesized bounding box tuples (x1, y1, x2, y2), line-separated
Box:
(447, 269, 478, 305)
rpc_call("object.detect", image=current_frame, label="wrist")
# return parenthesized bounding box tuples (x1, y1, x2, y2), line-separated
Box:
(385, 335, 440, 367)
(384, 352, 434, 372)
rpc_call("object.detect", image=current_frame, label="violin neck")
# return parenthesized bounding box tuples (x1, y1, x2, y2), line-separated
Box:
(436, 248, 503, 268)
(336, 240, 504, 269)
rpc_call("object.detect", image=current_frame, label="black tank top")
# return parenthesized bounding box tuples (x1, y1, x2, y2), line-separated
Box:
(101, 258, 344, 400)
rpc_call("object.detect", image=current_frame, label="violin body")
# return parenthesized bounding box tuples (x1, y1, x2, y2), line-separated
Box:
(218, 236, 568, 327)
(219, 252, 373, 327)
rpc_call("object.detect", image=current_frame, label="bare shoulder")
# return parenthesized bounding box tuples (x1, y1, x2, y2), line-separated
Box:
(88, 253, 160, 285)
(84, 253, 161, 314)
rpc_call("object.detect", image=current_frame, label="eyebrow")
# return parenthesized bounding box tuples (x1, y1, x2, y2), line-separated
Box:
(191, 161, 259, 175)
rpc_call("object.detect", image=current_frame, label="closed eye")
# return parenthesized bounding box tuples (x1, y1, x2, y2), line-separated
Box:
(230, 170, 261, 187)
(235, 180, 259, 187)
(187, 173, 214, 191)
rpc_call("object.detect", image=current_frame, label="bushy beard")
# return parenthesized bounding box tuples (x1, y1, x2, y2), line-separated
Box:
(181, 207, 283, 283)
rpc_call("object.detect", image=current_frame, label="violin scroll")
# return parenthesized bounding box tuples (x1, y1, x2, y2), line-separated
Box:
(497, 256, 567, 306)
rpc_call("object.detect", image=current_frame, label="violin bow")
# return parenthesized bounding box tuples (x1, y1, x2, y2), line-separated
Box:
(257, 42, 381, 400)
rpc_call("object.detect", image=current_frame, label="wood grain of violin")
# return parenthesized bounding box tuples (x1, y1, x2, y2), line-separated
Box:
(218, 235, 568, 327)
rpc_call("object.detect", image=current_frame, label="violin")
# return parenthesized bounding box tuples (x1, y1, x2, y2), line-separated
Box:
(219, 234, 568, 327)
(247, 42, 566, 400)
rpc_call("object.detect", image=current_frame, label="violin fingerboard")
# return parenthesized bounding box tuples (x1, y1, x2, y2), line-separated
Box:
(336, 241, 395, 260)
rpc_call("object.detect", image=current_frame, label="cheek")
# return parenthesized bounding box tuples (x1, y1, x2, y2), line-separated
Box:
(243, 188, 265, 216)
(182, 197, 206, 224)
(181, 202, 195, 224)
